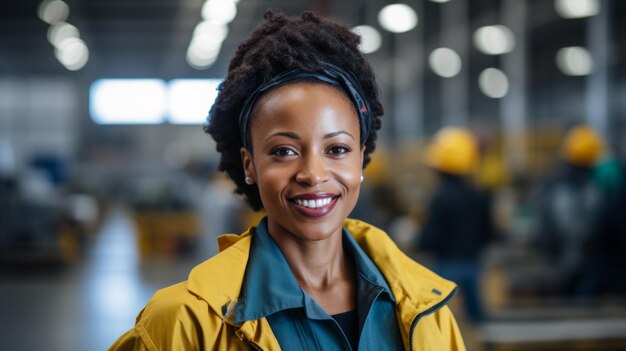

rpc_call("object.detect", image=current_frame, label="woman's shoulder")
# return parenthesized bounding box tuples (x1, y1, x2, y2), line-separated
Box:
(135, 281, 218, 336)
(109, 281, 220, 351)
(143, 280, 207, 316)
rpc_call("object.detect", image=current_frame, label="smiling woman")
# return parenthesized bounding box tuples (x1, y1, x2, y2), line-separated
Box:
(108, 10, 465, 351)
(242, 83, 364, 244)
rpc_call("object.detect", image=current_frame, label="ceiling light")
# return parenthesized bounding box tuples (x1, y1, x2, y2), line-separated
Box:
(351, 25, 382, 54)
(478, 68, 509, 98)
(555, 0, 600, 19)
(556, 46, 593, 76)
(473, 25, 515, 55)
(201, 0, 237, 25)
(429, 48, 462, 78)
(38, 0, 69, 24)
(54, 37, 89, 71)
(378, 3, 418, 33)
(187, 44, 221, 70)
(47, 22, 79, 47)
(193, 21, 229, 42)
(189, 37, 221, 59)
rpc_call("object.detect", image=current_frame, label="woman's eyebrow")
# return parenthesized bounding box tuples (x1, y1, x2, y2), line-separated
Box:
(265, 131, 301, 143)
(325, 131, 355, 141)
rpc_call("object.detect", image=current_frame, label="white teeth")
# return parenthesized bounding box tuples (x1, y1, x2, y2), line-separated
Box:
(294, 197, 333, 208)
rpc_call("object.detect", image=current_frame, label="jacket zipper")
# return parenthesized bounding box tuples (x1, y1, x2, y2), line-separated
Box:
(237, 330, 263, 350)
(408, 287, 458, 350)
(245, 339, 263, 351)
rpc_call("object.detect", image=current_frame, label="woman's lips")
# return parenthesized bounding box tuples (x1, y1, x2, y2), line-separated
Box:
(289, 194, 338, 218)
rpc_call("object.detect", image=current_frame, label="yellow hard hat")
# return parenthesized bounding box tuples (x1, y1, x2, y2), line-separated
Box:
(561, 125, 604, 167)
(426, 126, 478, 175)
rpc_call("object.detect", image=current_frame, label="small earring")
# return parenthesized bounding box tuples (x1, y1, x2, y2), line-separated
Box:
(360, 175, 364, 183)
(245, 176, 254, 185)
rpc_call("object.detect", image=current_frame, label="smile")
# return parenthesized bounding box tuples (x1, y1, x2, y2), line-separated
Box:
(293, 197, 333, 208)
(289, 193, 338, 218)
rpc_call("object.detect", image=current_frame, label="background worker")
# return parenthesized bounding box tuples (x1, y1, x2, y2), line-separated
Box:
(418, 126, 494, 323)
(536, 125, 611, 297)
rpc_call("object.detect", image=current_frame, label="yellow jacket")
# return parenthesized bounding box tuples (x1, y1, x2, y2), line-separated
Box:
(109, 219, 465, 350)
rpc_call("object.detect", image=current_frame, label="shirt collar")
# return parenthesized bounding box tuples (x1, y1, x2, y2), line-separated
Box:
(342, 227, 394, 302)
(234, 217, 394, 324)
(234, 218, 304, 324)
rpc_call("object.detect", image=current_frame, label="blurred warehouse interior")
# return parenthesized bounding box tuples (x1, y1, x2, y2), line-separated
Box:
(2, 0, 626, 350)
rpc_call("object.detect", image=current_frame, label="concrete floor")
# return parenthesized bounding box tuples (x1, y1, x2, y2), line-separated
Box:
(0, 207, 201, 351)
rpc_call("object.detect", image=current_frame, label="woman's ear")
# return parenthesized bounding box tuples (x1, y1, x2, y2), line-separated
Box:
(240, 147, 256, 182)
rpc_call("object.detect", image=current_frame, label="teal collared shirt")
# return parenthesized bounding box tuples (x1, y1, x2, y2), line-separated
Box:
(234, 218, 404, 351)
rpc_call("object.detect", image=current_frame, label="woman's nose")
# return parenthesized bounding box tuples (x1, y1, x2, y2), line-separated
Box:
(295, 154, 330, 186)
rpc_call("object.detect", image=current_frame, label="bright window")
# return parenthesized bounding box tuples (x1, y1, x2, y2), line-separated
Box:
(89, 79, 167, 124)
(167, 79, 221, 124)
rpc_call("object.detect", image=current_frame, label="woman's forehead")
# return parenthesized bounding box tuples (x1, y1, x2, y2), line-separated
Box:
(255, 81, 354, 111)
(249, 82, 360, 135)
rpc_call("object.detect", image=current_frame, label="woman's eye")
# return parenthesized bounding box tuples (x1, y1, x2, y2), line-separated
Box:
(271, 147, 297, 157)
(328, 145, 351, 155)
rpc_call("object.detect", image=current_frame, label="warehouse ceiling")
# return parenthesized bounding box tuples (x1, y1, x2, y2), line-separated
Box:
(0, 1, 624, 84)
(0, 0, 363, 78)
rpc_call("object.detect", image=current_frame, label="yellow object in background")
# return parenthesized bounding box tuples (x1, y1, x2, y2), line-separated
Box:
(476, 148, 509, 191)
(363, 150, 389, 185)
(133, 211, 200, 259)
(561, 125, 604, 167)
(426, 127, 479, 176)
(242, 208, 266, 230)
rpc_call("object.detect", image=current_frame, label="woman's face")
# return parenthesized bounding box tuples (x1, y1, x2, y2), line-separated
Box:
(241, 82, 364, 242)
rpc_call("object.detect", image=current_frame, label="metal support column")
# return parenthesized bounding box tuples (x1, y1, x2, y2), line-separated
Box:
(585, 0, 610, 139)
(440, 0, 469, 127)
(501, 0, 528, 173)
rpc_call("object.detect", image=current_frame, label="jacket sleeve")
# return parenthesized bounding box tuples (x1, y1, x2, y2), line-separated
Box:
(107, 284, 205, 351)
(108, 321, 157, 351)
(433, 306, 466, 351)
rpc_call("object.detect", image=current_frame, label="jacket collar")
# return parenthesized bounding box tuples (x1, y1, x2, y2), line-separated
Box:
(186, 227, 281, 350)
(342, 219, 457, 309)
(233, 218, 304, 324)
(232, 218, 395, 324)
(186, 218, 456, 348)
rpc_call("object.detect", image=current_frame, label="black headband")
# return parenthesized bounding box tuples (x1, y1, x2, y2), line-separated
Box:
(238, 62, 373, 149)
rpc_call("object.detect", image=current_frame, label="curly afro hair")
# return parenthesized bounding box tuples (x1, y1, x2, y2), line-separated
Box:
(205, 10, 384, 211)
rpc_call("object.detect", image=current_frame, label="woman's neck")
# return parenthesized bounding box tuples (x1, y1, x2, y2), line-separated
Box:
(266, 219, 356, 313)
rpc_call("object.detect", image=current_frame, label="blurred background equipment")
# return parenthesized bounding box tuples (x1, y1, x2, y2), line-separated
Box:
(2, 0, 626, 350)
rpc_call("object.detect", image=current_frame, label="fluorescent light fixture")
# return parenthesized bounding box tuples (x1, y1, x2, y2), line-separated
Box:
(555, 0, 600, 19)
(38, 0, 69, 24)
(378, 3, 418, 33)
(429, 0, 450, 2)
(168, 79, 222, 124)
(474, 25, 515, 55)
(90, 79, 167, 124)
(351, 25, 382, 54)
(556, 46, 593, 76)
(478, 68, 509, 98)
(201, 0, 237, 25)
(429, 47, 462, 78)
